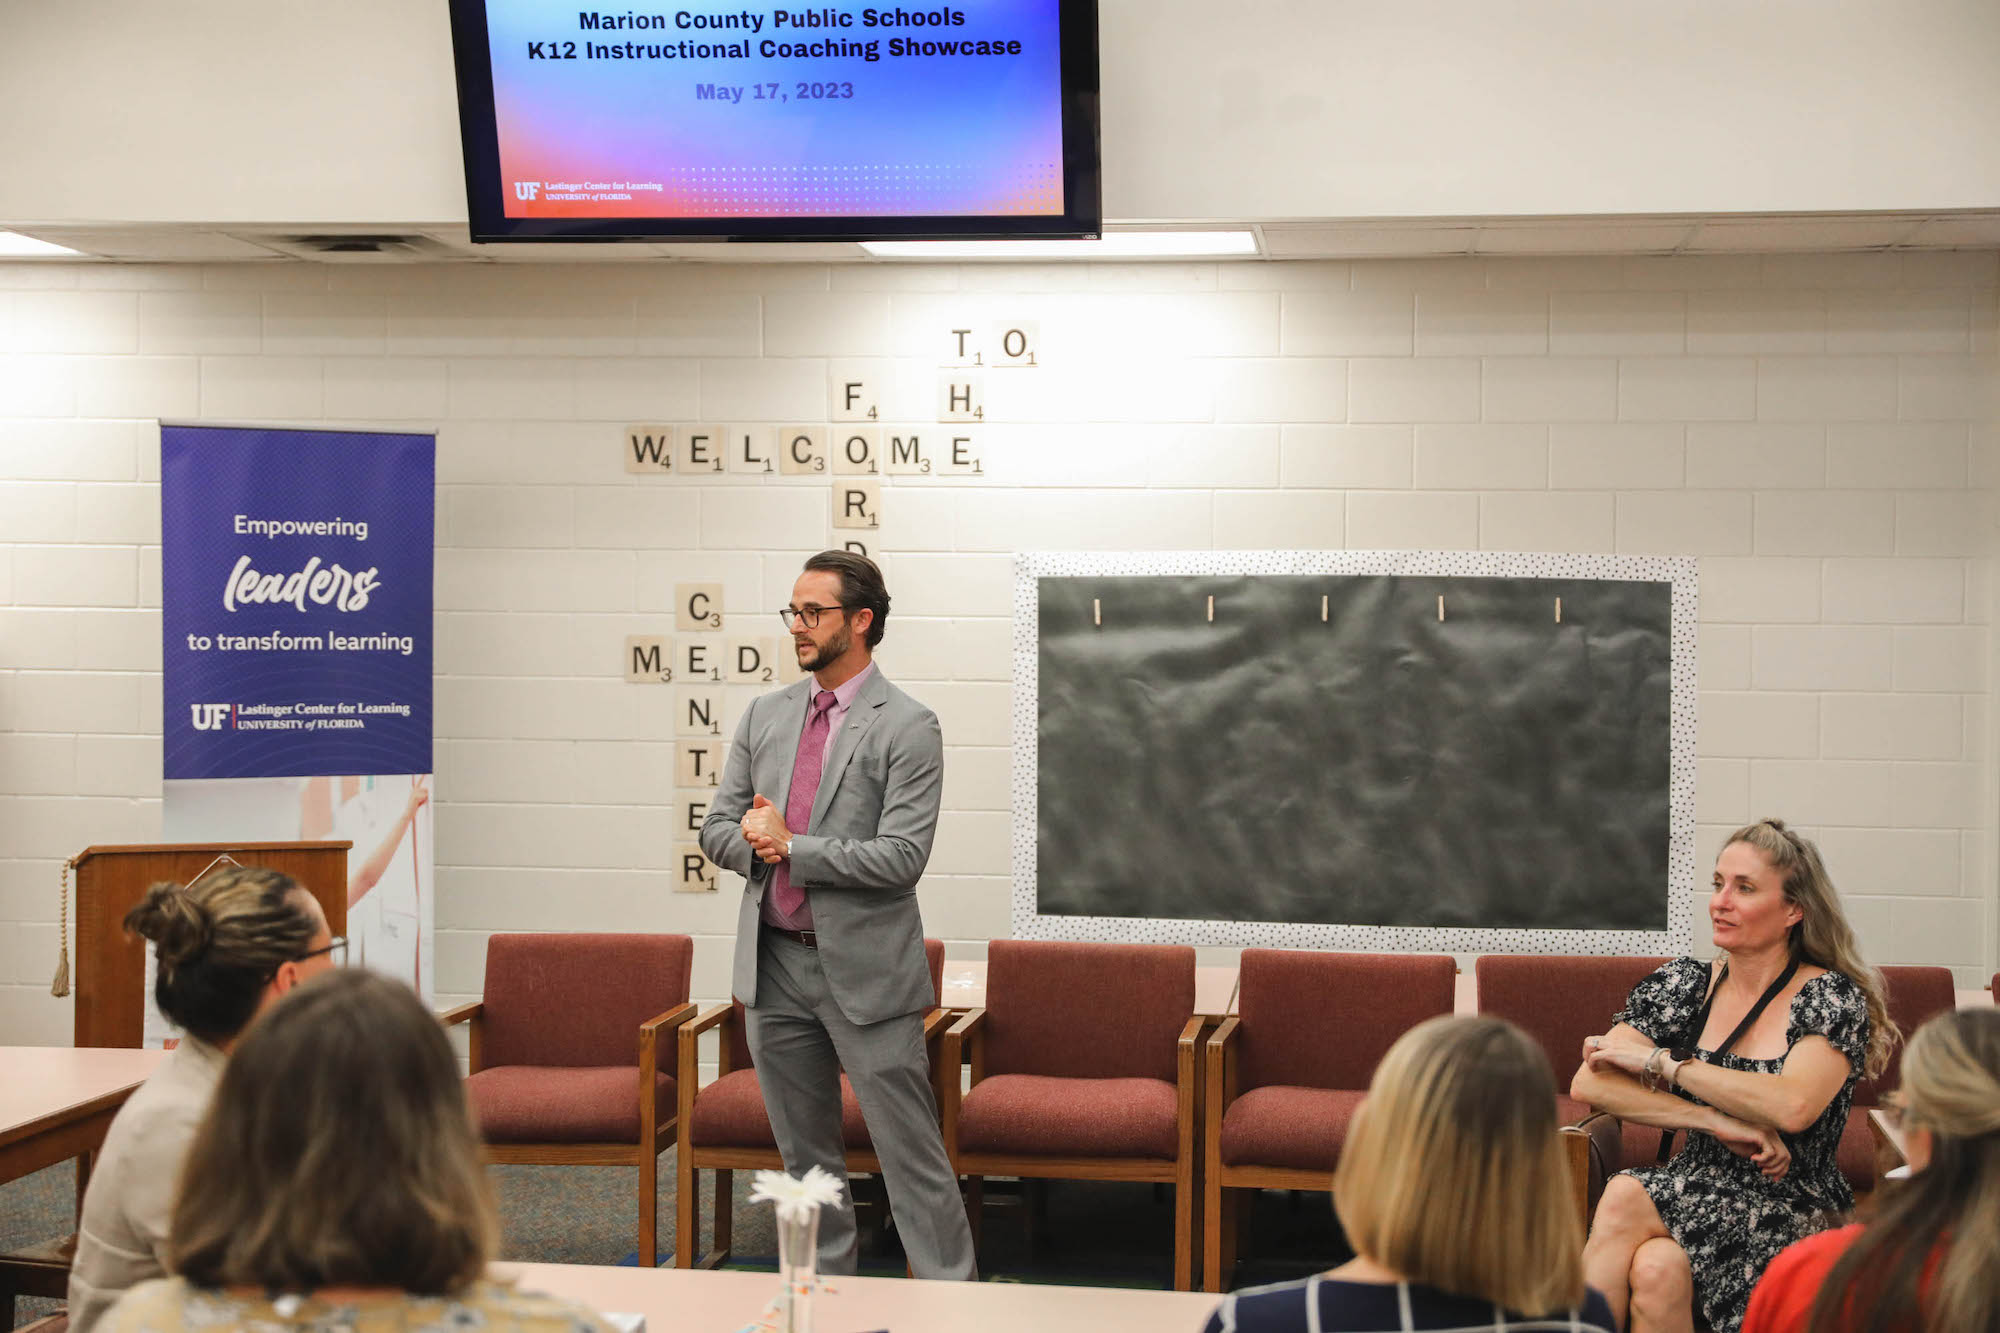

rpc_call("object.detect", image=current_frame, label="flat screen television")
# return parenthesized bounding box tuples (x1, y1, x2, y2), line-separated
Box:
(447, 1, 1100, 242)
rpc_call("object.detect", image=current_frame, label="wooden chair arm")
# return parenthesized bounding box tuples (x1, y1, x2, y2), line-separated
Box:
(677, 1003, 733, 1083)
(1205, 1016, 1241, 1123)
(939, 1008, 986, 1163)
(1868, 1106, 1909, 1172)
(437, 1000, 485, 1073)
(639, 1001, 699, 1081)
(680, 1000, 736, 1040)
(1558, 1125, 1591, 1229)
(641, 1000, 700, 1039)
(942, 1007, 987, 1084)
(1177, 1015, 1206, 1071)
(1177, 1015, 1204, 1173)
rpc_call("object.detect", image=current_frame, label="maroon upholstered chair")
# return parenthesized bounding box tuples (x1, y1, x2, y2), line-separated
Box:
(1833, 965, 1959, 1193)
(674, 939, 948, 1269)
(1475, 953, 1670, 1204)
(939, 940, 1201, 1290)
(1202, 950, 1456, 1292)
(441, 932, 695, 1269)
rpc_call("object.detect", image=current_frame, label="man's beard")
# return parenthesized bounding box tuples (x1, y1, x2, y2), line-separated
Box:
(799, 624, 851, 672)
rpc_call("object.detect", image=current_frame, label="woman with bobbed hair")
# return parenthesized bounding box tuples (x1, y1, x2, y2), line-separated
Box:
(1576, 818, 1893, 1333)
(1742, 1007, 2000, 1333)
(69, 867, 335, 1332)
(100, 968, 612, 1333)
(1203, 1015, 1616, 1332)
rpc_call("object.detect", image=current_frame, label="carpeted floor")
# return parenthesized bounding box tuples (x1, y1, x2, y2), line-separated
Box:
(4, 1159, 1344, 1327)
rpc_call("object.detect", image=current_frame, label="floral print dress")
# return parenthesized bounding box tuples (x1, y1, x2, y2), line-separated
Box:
(1615, 958, 1869, 1333)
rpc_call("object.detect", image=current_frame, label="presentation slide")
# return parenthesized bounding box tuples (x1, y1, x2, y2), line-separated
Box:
(481, 1, 1068, 218)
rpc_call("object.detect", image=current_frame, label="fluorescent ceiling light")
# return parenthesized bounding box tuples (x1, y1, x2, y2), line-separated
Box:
(862, 231, 1258, 260)
(0, 231, 85, 258)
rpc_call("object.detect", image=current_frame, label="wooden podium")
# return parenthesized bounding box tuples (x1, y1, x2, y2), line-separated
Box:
(69, 841, 350, 1048)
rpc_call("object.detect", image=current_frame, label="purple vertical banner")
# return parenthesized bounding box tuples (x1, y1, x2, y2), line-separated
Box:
(159, 425, 436, 1014)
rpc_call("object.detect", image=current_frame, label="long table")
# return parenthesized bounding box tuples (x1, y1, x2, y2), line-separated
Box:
(0, 1046, 167, 1322)
(504, 1262, 1219, 1332)
(0, 1046, 165, 1187)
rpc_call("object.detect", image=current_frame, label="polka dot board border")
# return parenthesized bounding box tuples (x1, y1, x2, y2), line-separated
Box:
(1009, 549, 1697, 956)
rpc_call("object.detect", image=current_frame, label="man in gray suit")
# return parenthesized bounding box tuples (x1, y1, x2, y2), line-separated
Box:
(699, 550, 976, 1281)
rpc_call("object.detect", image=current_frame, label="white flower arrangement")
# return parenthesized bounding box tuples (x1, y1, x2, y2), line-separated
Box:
(748, 1165, 846, 1226)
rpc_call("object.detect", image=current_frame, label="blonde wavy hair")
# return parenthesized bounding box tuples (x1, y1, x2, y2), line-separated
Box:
(1724, 818, 1894, 1081)
(1808, 1009, 2000, 1333)
(1333, 1015, 1584, 1317)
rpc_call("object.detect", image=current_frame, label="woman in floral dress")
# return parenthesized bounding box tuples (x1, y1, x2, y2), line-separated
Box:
(1572, 819, 1895, 1333)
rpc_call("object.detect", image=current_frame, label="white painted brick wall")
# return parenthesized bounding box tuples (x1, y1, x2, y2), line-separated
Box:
(1, 252, 1996, 1040)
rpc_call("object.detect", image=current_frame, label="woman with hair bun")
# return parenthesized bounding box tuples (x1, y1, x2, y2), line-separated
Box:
(67, 866, 335, 1333)
(1742, 1007, 2000, 1333)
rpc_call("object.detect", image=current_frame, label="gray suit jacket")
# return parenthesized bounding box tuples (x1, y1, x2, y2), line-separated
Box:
(700, 668, 942, 1026)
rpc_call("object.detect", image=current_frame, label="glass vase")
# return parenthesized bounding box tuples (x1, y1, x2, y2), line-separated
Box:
(775, 1206, 821, 1333)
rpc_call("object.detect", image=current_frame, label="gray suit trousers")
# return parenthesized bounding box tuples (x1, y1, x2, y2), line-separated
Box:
(746, 930, 976, 1281)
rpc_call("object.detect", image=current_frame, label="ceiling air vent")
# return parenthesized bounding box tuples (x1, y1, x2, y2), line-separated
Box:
(243, 232, 454, 262)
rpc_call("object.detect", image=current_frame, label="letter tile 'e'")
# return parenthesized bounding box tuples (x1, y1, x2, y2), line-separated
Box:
(672, 795, 710, 841)
(680, 425, 726, 474)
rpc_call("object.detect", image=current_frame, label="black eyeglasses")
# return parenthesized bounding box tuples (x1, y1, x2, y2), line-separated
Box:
(298, 936, 348, 966)
(778, 604, 854, 630)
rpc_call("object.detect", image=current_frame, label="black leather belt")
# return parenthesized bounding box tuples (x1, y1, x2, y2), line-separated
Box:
(763, 923, 818, 949)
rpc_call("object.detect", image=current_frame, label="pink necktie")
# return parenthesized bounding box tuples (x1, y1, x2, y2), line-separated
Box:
(769, 690, 837, 923)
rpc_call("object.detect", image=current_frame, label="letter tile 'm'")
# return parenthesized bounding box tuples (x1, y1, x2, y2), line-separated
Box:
(625, 635, 671, 683)
(883, 428, 931, 476)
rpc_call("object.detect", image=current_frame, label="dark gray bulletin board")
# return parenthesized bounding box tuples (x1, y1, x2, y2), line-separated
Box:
(1011, 551, 1696, 955)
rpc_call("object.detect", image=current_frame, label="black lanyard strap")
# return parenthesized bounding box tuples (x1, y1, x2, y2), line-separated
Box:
(1656, 955, 1800, 1163)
